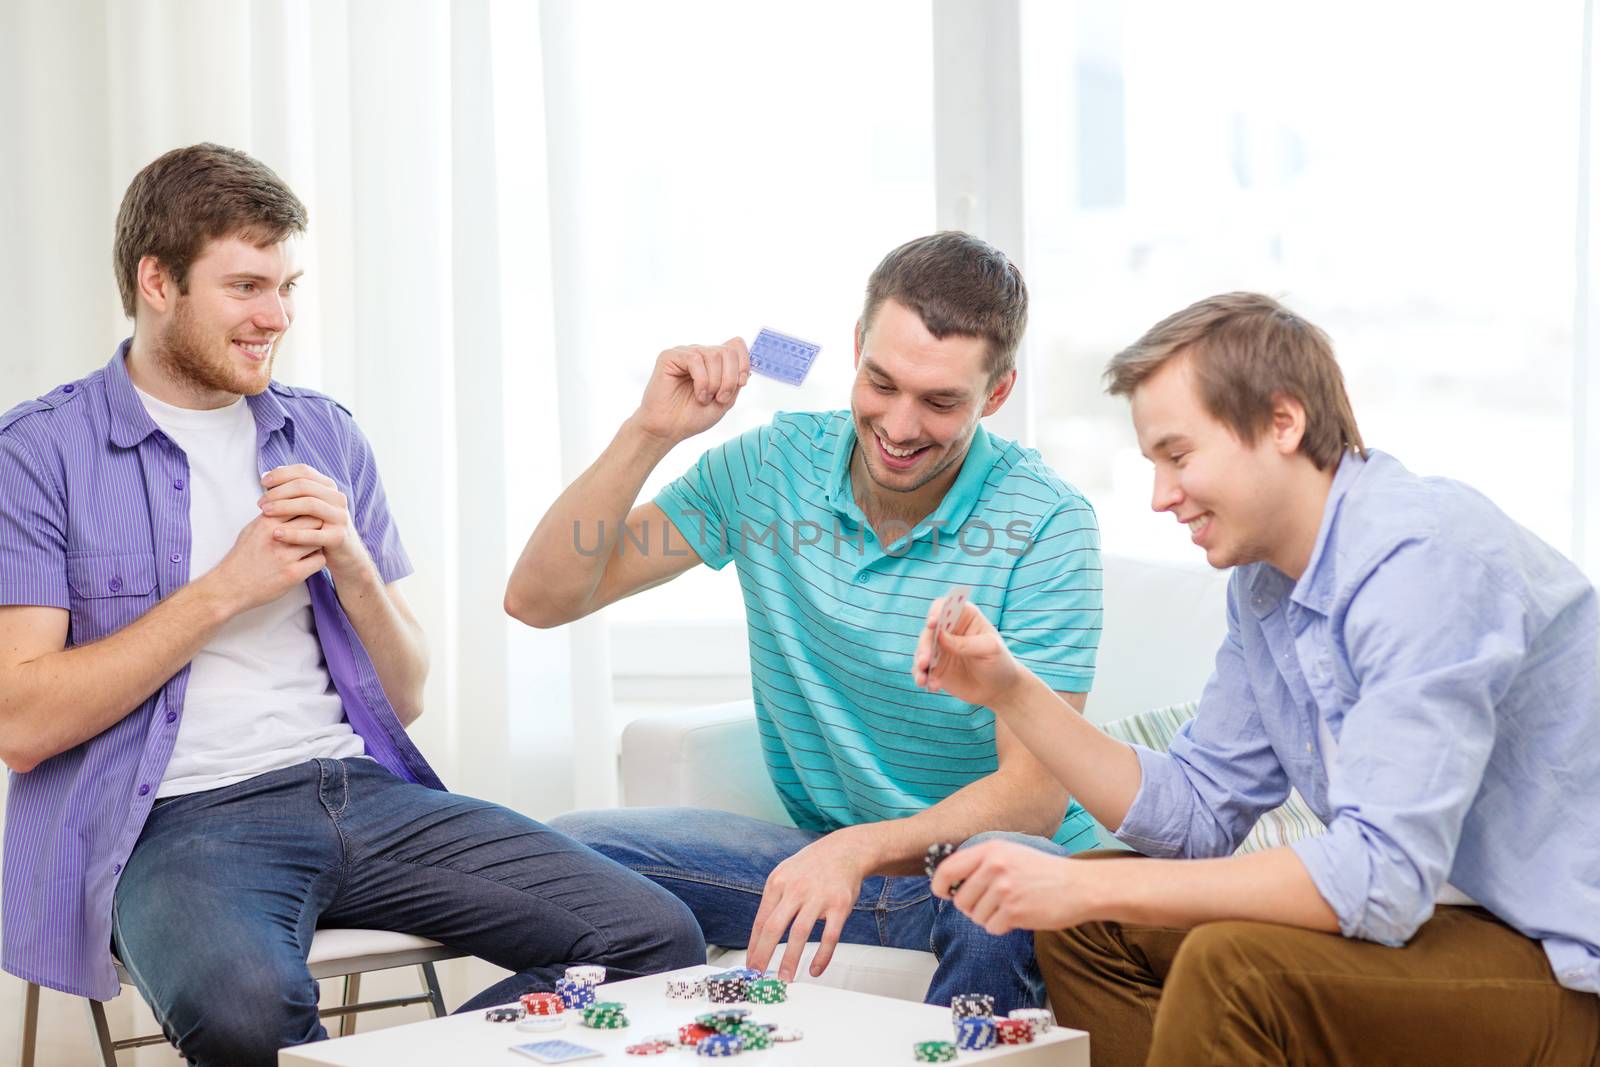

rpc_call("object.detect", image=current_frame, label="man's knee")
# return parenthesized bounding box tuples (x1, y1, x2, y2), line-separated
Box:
(1166, 920, 1288, 999)
(957, 829, 1062, 854)
(609, 879, 707, 969)
(163, 962, 322, 1067)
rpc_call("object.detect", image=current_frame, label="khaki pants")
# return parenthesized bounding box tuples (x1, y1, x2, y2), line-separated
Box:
(1036, 906, 1600, 1067)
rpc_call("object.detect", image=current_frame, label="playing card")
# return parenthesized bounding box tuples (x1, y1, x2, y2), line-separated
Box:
(749, 327, 821, 385)
(927, 586, 971, 673)
(511, 1039, 604, 1062)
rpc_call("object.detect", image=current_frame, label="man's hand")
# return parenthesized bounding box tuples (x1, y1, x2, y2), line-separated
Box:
(257, 464, 373, 584)
(204, 513, 329, 616)
(913, 596, 1028, 710)
(930, 840, 1090, 936)
(746, 829, 876, 981)
(630, 339, 751, 445)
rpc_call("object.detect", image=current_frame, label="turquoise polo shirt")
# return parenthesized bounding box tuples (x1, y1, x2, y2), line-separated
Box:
(656, 410, 1102, 848)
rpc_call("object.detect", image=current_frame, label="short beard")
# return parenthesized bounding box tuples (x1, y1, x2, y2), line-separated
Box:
(853, 417, 968, 496)
(156, 295, 274, 398)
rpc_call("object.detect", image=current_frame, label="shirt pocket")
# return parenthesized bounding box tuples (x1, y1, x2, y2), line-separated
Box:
(65, 552, 159, 644)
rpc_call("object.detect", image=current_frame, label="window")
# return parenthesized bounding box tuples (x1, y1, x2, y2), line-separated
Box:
(1020, 1, 1581, 561)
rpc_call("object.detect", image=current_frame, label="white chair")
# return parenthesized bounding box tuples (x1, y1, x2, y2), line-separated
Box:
(617, 554, 1232, 1002)
(18, 928, 463, 1066)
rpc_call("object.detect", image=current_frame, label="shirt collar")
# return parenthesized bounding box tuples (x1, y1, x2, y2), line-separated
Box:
(1288, 448, 1368, 614)
(824, 414, 997, 545)
(105, 337, 292, 449)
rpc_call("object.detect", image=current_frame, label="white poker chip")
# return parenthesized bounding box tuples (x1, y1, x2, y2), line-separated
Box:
(1008, 1008, 1053, 1035)
(564, 965, 607, 986)
(768, 1027, 804, 1042)
(517, 1014, 567, 1031)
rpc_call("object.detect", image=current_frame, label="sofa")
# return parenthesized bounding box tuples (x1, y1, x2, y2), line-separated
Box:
(617, 554, 1237, 1002)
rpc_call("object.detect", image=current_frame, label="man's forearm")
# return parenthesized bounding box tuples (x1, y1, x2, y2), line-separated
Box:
(1087, 847, 1340, 932)
(332, 565, 428, 726)
(992, 671, 1144, 831)
(849, 764, 1071, 877)
(0, 580, 234, 772)
(505, 418, 676, 626)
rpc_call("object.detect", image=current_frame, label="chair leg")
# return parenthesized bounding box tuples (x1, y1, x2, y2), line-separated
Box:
(85, 997, 118, 1067)
(339, 973, 361, 1037)
(19, 981, 39, 1067)
(418, 962, 447, 1018)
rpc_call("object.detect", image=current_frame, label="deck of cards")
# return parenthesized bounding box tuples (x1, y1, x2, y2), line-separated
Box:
(927, 586, 971, 674)
(748, 327, 821, 386)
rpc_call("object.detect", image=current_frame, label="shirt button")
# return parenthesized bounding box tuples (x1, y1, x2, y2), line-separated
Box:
(165, 711, 178, 724)
(107, 577, 122, 593)
(112, 863, 121, 875)
(63, 384, 75, 393)
(856, 573, 868, 583)
(169, 553, 182, 564)
(137, 784, 150, 796)
(173, 478, 184, 491)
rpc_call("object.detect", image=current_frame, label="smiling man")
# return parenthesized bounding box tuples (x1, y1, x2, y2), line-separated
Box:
(505, 232, 1104, 1015)
(915, 292, 1600, 1066)
(0, 144, 703, 1067)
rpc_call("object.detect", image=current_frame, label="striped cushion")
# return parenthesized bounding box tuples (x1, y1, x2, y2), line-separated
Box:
(1099, 701, 1326, 855)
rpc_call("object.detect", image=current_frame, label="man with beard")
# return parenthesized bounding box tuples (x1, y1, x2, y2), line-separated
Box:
(0, 144, 703, 1067)
(505, 232, 1104, 1014)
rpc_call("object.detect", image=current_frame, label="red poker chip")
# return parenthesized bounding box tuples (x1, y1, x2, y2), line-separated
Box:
(520, 992, 564, 1015)
(678, 1022, 718, 1045)
(996, 1018, 1034, 1044)
(626, 1040, 673, 1055)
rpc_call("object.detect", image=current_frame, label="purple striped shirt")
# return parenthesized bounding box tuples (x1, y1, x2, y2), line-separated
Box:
(0, 342, 444, 999)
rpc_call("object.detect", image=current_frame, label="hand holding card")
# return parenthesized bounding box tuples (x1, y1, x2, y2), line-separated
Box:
(926, 585, 971, 675)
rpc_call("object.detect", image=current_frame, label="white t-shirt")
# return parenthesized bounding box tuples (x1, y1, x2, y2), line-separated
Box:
(136, 387, 366, 798)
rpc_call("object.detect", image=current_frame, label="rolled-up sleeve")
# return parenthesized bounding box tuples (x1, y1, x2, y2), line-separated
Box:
(338, 412, 411, 583)
(1291, 541, 1521, 946)
(1116, 578, 1290, 857)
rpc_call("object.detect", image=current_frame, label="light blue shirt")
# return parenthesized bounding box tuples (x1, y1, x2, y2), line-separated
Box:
(1116, 449, 1600, 994)
(657, 411, 1103, 848)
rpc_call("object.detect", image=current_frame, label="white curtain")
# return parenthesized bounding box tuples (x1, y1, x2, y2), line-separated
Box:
(0, 1, 602, 1061)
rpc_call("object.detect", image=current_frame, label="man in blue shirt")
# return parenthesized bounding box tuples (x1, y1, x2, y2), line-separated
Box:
(506, 233, 1104, 1013)
(919, 292, 1600, 1065)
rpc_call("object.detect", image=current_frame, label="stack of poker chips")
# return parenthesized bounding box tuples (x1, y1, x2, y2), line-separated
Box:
(579, 1000, 629, 1029)
(519, 992, 563, 1016)
(679, 1022, 718, 1045)
(1008, 1007, 1054, 1038)
(746, 977, 788, 1004)
(555, 976, 596, 1010)
(950, 992, 994, 1021)
(695, 1033, 743, 1057)
(696, 1008, 751, 1034)
(731, 1021, 773, 1050)
(912, 1039, 958, 1062)
(955, 1015, 998, 1051)
(666, 976, 707, 1000)
(565, 964, 607, 986)
(996, 1018, 1035, 1044)
(704, 972, 750, 1003)
(483, 1006, 521, 1023)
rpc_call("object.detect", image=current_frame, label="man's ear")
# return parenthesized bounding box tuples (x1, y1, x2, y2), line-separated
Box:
(135, 255, 175, 316)
(1269, 392, 1308, 455)
(982, 369, 1018, 418)
(853, 319, 864, 369)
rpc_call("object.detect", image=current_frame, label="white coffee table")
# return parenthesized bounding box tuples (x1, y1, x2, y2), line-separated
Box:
(279, 964, 1089, 1066)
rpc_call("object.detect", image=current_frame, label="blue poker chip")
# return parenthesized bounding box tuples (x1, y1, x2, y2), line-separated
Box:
(695, 1033, 745, 1057)
(955, 1015, 997, 1050)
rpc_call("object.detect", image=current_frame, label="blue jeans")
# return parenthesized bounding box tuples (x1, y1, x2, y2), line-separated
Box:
(111, 758, 706, 1067)
(547, 807, 1068, 1015)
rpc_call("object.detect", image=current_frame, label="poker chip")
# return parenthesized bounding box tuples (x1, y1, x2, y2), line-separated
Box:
(955, 1015, 997, 1051)
(996, 1018, 1034, 1044)
(556, 976, 597, 1009)
(696, 1009, 751, 1034)
(746, 977, 787, 1004)
(695, 1033, 744, 1057)
(913, 1040, 958, 1063)
(679, 1022, 718, 1045)
(923, 842, 956, 879)
(483, 1007, 522, 1022)
(520, 992, 564, 1016)
(666, 977, 707, 1000)
(517, 1014, 566, 1032)
(950, 992, 994, 1019)
(704, 974, 749, 1003)
(564, 964, 607, 987)
(626, 1040, 674, 1055)
(767, 1027, 803, 1043)
(1008, 1008, 1054, 1036)
(580, 1002, 629, 1029)
(731, 1023, 772, 1051)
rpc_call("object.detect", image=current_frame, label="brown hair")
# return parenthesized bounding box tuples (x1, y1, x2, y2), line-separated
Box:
(860, 231, 1028, 382)
(1104, 292, 1365, 469)
(114, 143, 307, 318)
